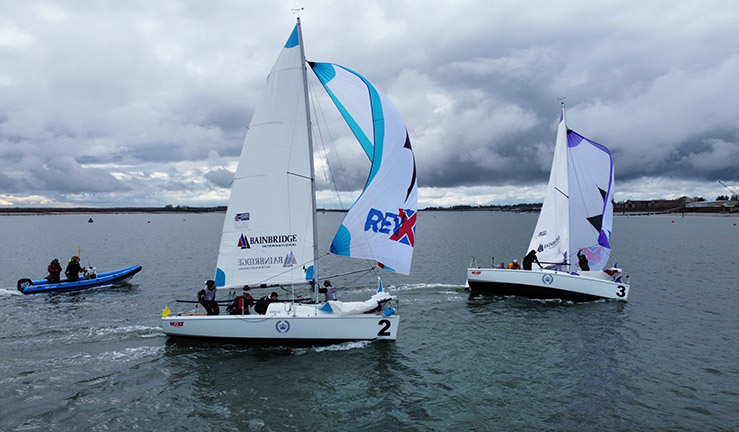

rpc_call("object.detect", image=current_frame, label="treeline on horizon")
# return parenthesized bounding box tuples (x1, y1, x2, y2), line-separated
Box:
(1, 194, 737, 214)
(0, 205, 227, 214)
(0, 203, 541, 213)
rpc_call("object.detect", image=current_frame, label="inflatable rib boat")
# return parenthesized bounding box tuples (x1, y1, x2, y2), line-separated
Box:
(17, 265, 142, 294)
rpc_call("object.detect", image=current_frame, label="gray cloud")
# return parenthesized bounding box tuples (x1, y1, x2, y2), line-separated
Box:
(204, 168, 233, 189)
(0, 1, 737, 208)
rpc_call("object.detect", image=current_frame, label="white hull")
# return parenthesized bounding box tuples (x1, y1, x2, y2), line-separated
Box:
(161, 301, 399, 344)
(466, 267, 629, 301)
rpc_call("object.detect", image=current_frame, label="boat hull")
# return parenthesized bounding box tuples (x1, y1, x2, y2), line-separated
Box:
(161, 301, 399, 345)
(466, 267, 629, 301)
(17, 265, 143, 294)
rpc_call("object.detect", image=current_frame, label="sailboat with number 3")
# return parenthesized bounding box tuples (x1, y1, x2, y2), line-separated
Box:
(160, 19, 417, 343)
(467, 105, 629, 301)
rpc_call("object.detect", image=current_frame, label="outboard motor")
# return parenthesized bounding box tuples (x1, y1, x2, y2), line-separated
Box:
(17, 278, 32, 293)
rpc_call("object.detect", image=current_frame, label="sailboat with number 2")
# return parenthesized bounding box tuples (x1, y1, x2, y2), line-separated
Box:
(160, 19, 417, 343)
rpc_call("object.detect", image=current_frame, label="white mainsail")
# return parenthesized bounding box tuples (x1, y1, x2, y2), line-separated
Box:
(215, 26, 315, 288)
(528, 107, 615, 271)
(311, 62, 417, 275)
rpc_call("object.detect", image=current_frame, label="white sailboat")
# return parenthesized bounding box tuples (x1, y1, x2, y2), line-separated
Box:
(467, 105, 629, 301)
(161, 19, 417, 343)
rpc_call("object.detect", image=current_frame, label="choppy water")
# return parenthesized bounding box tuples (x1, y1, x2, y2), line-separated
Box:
(1, 211, 737, 431)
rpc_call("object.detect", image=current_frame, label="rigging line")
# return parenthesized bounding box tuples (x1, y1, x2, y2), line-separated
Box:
(307, 72, 354, 210)
(343, 267, 377, 290)
(320, 266, 377, 280)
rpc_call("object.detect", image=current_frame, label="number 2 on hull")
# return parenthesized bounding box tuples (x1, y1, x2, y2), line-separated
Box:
(377, 319, 391, 336)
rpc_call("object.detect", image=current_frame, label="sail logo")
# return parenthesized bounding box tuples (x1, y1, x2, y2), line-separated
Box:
(283, 251, 298, 267)
(245, 234, 298, 248)
(364, 208, 416, 247)
(234, 212, 250, 229)
(538, 230, 547, 237)
(237, 256, 284, 270)
(238, 234, 251, 249)
(537, 235, 561, 252)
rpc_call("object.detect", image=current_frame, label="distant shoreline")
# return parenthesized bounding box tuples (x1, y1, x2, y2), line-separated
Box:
(0, 206, 228, 215)
(0, 204, 736, 215)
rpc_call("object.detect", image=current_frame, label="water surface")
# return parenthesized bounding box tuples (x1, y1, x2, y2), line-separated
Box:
(1, 211, 737, 431)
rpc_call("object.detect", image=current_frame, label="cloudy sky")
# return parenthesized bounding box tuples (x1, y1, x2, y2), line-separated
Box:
(1, 0, 737, 209)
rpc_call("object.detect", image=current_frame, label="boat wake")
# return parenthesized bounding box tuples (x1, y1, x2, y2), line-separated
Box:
(91, 325, 163, 339)
(310, 340, 373, 353)
(0, 287, 23, 296)
(94, 345, 165, 363)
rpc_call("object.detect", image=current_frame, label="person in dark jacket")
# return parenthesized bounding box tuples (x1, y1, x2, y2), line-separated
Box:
(523, 250, 543, 270)
(577, 250, 590, 271)
(254, 292, 278, 315)
(46, 258, 62, 283)
(65, 256, 82, 282)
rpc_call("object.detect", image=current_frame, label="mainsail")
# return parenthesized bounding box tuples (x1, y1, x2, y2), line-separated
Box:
(311, 62, 418, 275)
(528, 107, 615, 271)
(215, 26, 315, 288)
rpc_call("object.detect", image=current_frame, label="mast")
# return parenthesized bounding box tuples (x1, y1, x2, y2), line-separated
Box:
(296, 18, 320, 302)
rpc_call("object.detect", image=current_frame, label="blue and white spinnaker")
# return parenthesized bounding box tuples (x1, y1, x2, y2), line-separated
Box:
(311, 62, 417, 275)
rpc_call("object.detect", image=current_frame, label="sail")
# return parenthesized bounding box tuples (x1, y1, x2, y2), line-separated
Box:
(528, 107, 615, 271)
(566, 129, 614, 271)
(311, 62, 417, 275)
(214, 25, 315, 288)
(528, 108, 570, 267)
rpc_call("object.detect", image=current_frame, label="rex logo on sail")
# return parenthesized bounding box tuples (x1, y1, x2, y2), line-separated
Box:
(364, 208, 416, 246)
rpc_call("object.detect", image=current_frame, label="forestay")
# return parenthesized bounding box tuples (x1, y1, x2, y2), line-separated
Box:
(311, 62, 418, 275)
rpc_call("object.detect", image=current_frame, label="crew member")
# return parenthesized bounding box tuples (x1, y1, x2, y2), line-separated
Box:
(197, 280, 219, 315)
(47, 258, 62, 283)
(508, 259, 521, 270)
(65, 256, 82, 282)
(319, 280, 337, 301)
(523, 250, 543, 270)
